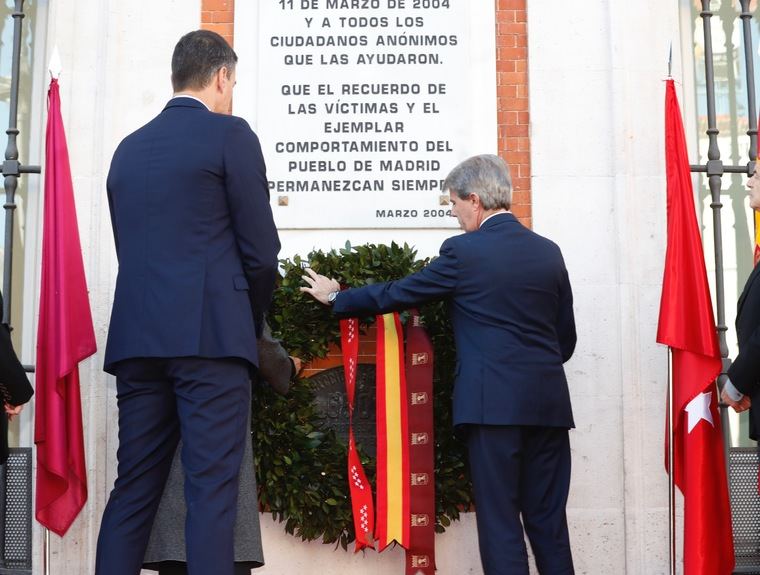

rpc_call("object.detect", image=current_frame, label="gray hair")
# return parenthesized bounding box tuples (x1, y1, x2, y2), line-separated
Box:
(443, 154, 512, 210)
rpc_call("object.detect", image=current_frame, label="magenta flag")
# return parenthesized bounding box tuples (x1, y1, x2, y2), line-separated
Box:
(34, 78, 96, 536)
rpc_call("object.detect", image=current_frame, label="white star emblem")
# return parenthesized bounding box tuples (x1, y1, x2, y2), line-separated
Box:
(684, 391, 714, 433)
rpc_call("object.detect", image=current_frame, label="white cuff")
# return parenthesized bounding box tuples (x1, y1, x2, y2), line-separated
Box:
(723, 378, 744, 402)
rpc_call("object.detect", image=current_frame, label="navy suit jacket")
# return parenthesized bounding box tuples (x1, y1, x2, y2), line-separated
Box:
(728, 262, 760, 439)
(104, 97, 280, 373)
(333, 213, 576, 428)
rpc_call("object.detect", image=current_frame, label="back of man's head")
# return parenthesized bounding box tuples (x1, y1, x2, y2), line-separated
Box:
(171, 30, 238, 92)
(444, 154, 512, 211)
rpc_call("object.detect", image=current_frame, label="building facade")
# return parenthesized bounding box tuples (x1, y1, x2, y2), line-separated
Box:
(0, 0, 748, 573)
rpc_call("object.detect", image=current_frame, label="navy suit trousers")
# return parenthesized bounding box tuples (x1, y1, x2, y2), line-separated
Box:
(95, 357, 250, 575)
(467, 425, 574, 575)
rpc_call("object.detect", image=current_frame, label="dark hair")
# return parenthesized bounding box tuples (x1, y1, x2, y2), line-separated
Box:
(171, 30, 238, 92)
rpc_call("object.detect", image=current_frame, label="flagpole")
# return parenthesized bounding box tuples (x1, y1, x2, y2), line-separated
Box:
(44, 526, 50, 575)
(667, 348, 676, 575)
(665, 49, 677, 575)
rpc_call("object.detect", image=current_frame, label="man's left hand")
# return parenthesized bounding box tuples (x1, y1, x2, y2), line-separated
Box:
(4, 403, 22, 421)
(300, 268, 340, 305)
(721, 388, 751, 413)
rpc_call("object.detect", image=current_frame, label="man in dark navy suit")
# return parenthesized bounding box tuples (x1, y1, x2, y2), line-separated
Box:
(723, 168, 760, 420)
(302, 155, 576, 575)
(95, 30, 280, 575)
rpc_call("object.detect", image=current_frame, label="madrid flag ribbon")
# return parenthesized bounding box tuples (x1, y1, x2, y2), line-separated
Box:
(34, 78, 97, 536)
(340, 317, 375, 550)
(657, 79, 734, 574)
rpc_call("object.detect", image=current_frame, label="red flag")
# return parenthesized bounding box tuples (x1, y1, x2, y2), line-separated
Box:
(34, 78, 97, 536)
(657, 79, 734, 574)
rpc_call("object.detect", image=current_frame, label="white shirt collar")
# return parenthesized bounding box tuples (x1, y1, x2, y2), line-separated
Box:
(479, 210, 510, 228)
(171, 94, 210, 111)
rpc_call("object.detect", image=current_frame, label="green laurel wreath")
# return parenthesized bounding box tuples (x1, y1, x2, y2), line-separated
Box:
(252, 242, 473, 550)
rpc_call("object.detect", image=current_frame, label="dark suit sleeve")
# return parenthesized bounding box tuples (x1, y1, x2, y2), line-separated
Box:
(728, 329, 760, 395)
(223, 119, 281, 336)
(556, 264, 576, 363)
(333, 239, 458, 317)
(256, 320, 294, 395)
(0, 294, 32, 406)
(728, 274, 760, 395)
(0, 324, 32, 406)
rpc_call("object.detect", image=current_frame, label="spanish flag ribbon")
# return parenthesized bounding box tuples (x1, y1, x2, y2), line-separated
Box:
(375, 312, 411, 551)
(340, 317, 375, 551)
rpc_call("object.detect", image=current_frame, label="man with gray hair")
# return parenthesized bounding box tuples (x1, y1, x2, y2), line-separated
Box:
(302, 154, 577, 574)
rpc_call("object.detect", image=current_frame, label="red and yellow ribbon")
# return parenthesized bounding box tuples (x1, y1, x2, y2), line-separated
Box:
(339, 311, 436, 571)
(375, 312, 410, 551)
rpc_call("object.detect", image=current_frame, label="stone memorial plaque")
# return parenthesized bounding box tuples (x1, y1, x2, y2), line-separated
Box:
(311, 364, 377, 457)
(235, 1, 496, 229)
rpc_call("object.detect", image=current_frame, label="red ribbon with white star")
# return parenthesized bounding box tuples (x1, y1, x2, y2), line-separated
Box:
(340, 317, 375, 551)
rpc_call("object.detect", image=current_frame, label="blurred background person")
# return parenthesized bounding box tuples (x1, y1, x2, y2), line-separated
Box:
(143, 320, 301, 575)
